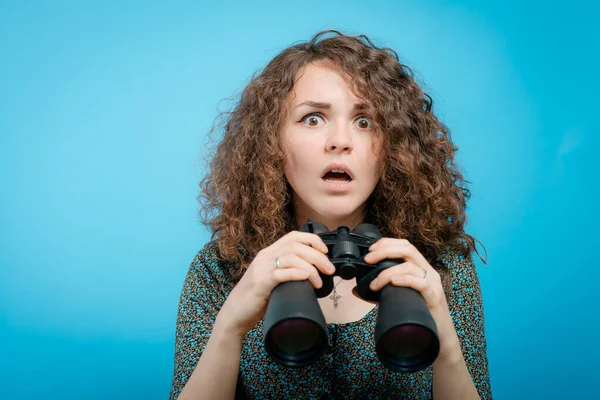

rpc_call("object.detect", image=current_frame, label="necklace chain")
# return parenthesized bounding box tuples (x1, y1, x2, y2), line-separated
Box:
(329, 276, 343, 309)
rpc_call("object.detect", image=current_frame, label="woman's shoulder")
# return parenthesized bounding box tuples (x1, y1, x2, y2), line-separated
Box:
(435, 244, 479, 287)
(436, 244, 472, 269)
(191, 240, 220, 265)
(186, 240, 237, 289)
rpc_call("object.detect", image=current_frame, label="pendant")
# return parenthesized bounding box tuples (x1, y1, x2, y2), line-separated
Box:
(329, 287, 341, 309)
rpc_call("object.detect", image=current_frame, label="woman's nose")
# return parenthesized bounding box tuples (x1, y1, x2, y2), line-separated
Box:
(325, 123, 353, 153)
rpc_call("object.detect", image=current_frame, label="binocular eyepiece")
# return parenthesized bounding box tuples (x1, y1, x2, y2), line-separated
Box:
(263, 220, 440, 373)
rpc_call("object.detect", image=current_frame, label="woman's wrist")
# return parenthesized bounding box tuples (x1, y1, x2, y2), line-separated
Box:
(432, 350, 481, 400)
(433, 313, 464, 364)
(213, 313, 246, 342)
(435, 341, 464, 367)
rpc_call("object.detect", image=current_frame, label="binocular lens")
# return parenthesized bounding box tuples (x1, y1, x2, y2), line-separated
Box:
(266, 318, 326, 365)
(378, 324, 437, 369)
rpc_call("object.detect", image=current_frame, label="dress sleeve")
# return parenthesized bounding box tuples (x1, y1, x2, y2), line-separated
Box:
(169, 242, 229, 400)
(444, 249, 493, 399)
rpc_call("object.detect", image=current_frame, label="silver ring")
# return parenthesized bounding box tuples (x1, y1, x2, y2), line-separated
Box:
(274, 257, 281, 269)
(422, 268, 428, 278)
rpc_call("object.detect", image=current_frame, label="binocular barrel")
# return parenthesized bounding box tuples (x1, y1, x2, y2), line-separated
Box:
(263, 280, 328, 367)
(375, 284, 439, 372)
(263, 279, 439, 372)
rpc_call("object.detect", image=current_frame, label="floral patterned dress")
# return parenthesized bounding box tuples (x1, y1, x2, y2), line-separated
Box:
(169, 241, 492, 399)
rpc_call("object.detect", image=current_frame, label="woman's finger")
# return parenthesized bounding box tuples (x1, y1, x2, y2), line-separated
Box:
(388, 274, 442, 308)
(369, 262, 424, 291)
(287, 241, 335, 275)
(250, 265, 313, 299)
(366, 238, 429, 268)
(272, 253, 324, 289)
(282, 231, 329, 254)
(271, 266, 311, 286)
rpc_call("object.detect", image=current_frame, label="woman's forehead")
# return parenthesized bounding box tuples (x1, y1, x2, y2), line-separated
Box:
(289, 62, 367, 109)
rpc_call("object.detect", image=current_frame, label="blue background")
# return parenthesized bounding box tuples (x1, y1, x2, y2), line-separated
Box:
(1, 1, 597, 398)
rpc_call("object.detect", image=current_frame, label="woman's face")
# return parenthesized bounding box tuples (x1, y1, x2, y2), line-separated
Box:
(282, 59, 382, 230)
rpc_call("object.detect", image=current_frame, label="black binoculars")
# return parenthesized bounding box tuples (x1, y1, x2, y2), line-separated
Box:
(263, 220, 440, 373)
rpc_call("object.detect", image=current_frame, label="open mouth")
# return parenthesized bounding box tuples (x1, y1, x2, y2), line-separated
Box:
(322, 169, 352, 183)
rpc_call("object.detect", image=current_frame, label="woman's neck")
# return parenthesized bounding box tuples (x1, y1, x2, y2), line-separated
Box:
(294, 209, 367, 232)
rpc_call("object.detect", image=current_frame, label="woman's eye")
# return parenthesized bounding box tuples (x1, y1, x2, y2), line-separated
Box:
(300, 113, 324, 127)
(356, 116, 371, 129)
(298, 114, 372, 129)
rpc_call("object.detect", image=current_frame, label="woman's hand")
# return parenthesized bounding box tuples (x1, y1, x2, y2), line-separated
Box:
(364, 238, 461, 360)
(217, 231, 335, 338)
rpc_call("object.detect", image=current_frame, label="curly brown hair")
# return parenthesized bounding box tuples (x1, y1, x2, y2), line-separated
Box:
(199, 30, 485, 286)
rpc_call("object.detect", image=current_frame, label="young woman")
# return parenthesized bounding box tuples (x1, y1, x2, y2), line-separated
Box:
(169, 30, 491, 399)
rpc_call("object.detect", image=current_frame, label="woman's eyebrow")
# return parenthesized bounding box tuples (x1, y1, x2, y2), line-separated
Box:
(294, 100, 371, 111)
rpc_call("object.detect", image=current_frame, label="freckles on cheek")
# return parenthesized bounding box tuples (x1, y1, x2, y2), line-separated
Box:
(286, 139, 309, 163)
(283, 147, 302, 177)
(284, 149, 298, 168)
